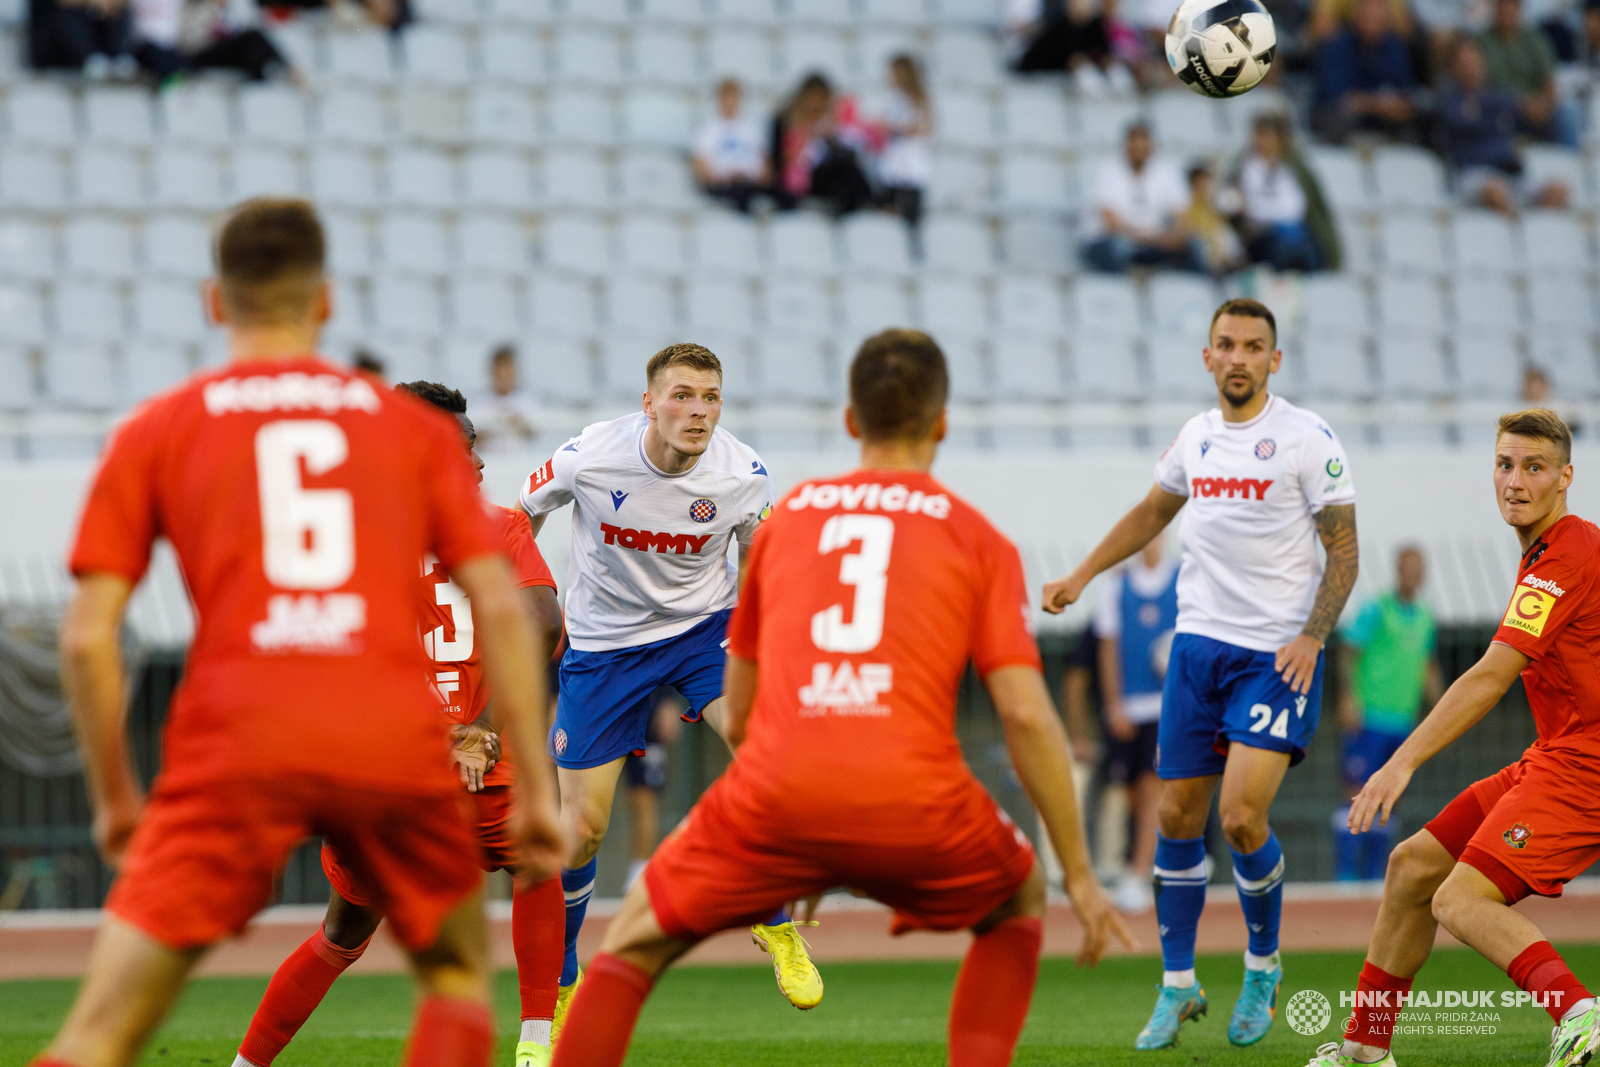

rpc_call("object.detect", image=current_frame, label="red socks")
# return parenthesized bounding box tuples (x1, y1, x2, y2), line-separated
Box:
(403, 996, 495, 1067)
(238, 928, 371, 1065)
(1346, 960, 1413, 1051)
(1510, 941, 1594, 1024)
(516, 875, 565, 1024)
(948, 916, 1044, 1067)
(549, 952, 654, 1067)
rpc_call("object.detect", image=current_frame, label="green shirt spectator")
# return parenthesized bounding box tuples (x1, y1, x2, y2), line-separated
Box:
(1342, 591, 1436, 733)
(1476, 19, 1556, 97)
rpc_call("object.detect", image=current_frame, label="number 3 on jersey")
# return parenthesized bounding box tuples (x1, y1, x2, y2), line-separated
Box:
(811, 515, 894, 653)
(256, 420, 355, 590)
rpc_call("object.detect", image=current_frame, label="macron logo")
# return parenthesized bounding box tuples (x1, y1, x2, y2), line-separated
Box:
(1523, 574, 1567, 597)
(599, 523, 713, 555)
(610, 490, 629, 511)
(1191, 477, 1272, 500)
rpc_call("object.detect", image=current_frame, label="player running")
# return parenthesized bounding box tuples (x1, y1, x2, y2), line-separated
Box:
(231, 381, 569, 1067)
(1042, 298, 1360, 1050)
(31, 199, 562, 1067)
(1303, 409, 1600, 1067)
(520, 342, 821, 1021)
(546, 327, 1134, 1067)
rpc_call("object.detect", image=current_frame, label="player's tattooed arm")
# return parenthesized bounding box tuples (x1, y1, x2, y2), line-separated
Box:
(1304, 504, 1359, 642)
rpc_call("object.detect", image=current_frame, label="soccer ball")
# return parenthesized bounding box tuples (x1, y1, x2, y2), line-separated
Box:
(1166, 0, 1276, 98)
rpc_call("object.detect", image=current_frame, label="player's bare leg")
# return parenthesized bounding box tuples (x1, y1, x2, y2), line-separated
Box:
(401, 886, 496, 1067)
(36, 917, 204, 1067)
(948, 859, 1048, 1067)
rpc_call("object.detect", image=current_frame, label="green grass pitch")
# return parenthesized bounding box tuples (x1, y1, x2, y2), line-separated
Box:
(4, 945, 1592, 1065)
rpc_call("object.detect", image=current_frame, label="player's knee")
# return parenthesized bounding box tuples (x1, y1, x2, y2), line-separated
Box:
(1428, 875, 1469, 933)
(1219, 808, 1268, 853)
(1386, 834, 1451, 902)
(566, 805, 611, 864)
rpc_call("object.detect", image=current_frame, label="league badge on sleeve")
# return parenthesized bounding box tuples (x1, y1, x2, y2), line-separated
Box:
(690, 498, 717, 523)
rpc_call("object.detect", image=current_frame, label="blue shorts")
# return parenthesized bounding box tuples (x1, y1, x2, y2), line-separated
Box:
(1341, 725, 1408, 787)
(1157, 632, 1324, 780)
(550, 610, 729, 770)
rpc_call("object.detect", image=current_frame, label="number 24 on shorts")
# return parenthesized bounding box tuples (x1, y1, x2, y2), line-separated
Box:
(1248, 702, 1290, 739)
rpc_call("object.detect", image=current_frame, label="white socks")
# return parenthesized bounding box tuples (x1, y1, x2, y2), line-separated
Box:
(1563, 997, 1597, 1023)
(1244, 950, 1281, 972)
(520, 1018, 553, 1046)
(624, 858, 647, 893)
(1163, 968, 1197, 988)
(232, 1056, 263, 1067)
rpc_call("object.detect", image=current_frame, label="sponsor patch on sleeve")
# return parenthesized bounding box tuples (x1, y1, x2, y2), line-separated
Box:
(1503, 586, 1554, 637)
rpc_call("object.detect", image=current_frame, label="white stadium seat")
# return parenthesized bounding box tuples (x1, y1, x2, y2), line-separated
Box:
(0, 345, 34, 409)
(618, 214, 687, 275)
(1450, 211, 1518, 276)
(1069, 331, 1144, 402)
(1522, 211, 1591, 273)
(326, 31, 395, 83)
(706, 27, 777, 87)
(133, 279, 209, 342)
(1001, 83, 1071, 150)
(449, 275, 523, 338)
(379, 213, 450, 276)
(768, 214, 837, 274)
(762, 275, 833, 337)
(607, 275, 678, 333)
(922, 215, 995, 274)
(639, 0, 706, 25)
(777, 28, 852, 82)
(996, 273, 1065, 337)
(63, 218, 136, 279)
(0, 282, 46, 343)
(372, 273, 445, 335)
(231, 145, 304, 200)
(1302, 274, 1369, 335)
(621, 88, 695, 148)
(463, 150, 536, 210)
(45, 341, 119, 408)
(1374, 330, 1450, 398)
(786, 0, 852, 27)
(1297, 332, 1373, 400)
(1306, 146, 1369, 212)
(1376, 275, 1446, 333)
(691, 211, 762, 275)
(84, 87, 154, 146)
(755, 335, 837, 403)
(311, 148, 381, 209)
(458, 212, 534, 274)
(686, 275, 757, 333)
(150, 146, 226, 211)
(1148, 274, 1216, 338)
(0, 150, 67, 211)
(541, 148, 613, 210)
(1451, 276, 1521, 333)
(842, 213, 913, 275)
(239, 85, 309, 145)
(480, 30, 547, 85)
(317, 87, 391, 147)
(387, 148, 458, 209)
(933, 89, 996, 151)
(1528, 271, 1595, 331)
(928, 149, 992, 211)
(541, 213, 611, 276)
(402, 26, 474, 86)
(142, 216, 212, 280)
(552, 27, 625, 87)
(998, 152, 1072, 212)
(484, 0, 556, 25)
(1146, 332, 1216, 404)
(545, 88, 617, 146)
(529, 272, 600, 333)
(918, 276, 989, 336)
(993, 333, 1068, 401)
(160, 83, 233, 147)
(8, 83, 76, 147)
(1530, 330, 1600, 398)
(632, 29, 702, 87)
(930, 28, 1002, 88)
(618, 148, 699, 210)
(1071, 96, 1140, 153)
(0, 219, 53, 281)
(840, 276, 911, 334)
(1373, 145, 1447, 210)
(72, 147, 146, 211)
(1148, 90, 1223, 158)
(1379, 214, 1446, 276)
(468, 87, 540, 146)
(53, 279, 126, 343)
(323, 212, 375, 276)
(1072, 275, 1141, 337)
(1001, 213, 1070, 273)
(1523, 146, 1589, 208)
(1452, 330, 1522, 399)
(940, 334, 991, 401)
(124, 338, 195, 403)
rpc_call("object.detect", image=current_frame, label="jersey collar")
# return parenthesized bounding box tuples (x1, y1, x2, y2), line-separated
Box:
(1215, 393, 1277, 431)
(635, 419, 699, 479)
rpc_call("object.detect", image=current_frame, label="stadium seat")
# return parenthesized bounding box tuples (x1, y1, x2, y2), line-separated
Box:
(934, 89, 997, 151)
(921, 215, 996, 274)
(1374, 330, 1450, 398)
(618, 214, 688, 275)
(0, 150, 66, 211)
(239, 85, 309, 145)
(545, 87, 618, 145)
(1522, 145, 1589, 208)
(784, 0, 851, 26)
(373, 273, 445, 335)
(1372, 145, 1447, 210)
(1001, 213, 1070, 272)
(918, 275, 989, 336)
(992, 332, 1068, 401)
(530, 272, 600, 333)
(0, 282, 45, 343)
(622, 88, 694, 148)
(0, 218, 55, 281)
(930, 28, 1002, 88)
(72, 147, 146, 211)
(63, 218, 135, 279)
(940, 333, 992, 401)
(230, 145, 304, 200)
(415, 0, 481, 25)
(777, 27, 852, 82)
(1071, 275, 1141, 337)
(484, 0, 556, 26)
(842, 213, 913, 274)
(1527, 271, 1595, 331)
(1529, 330, 1600, 398)
(1000, 83, 1071, 150)
(639, 0, 706, 25)
(1297, 332, 1374, 400)
(1451, 275, 1521, 333)
(1071, 96, 1140, 153)
(1337, 217, 1375, 275)
(1450, 211, 1518, 276)
(1522, 211, 1592, 273)
(401, 25, 474, 86)
(123, 338, 195, 402)
(1220, 86, 1293, 144)
(311, 148, 381, 209)
(1146, 332, 1215, 404)
(1148, 274, 1217, 338)
(142, 215, 212, 280)
(520, 330, 598, 405)
(769, 213, 838, 275)
(267, 19, 317, 74)
(686, 275, 757, 332)
(133, 279, 208, 342)
(467, 87, 540, 146)
(366, 334, 436, 382)
(618, 148, 699, 210)
(691, 211, 761, 275)
(1148, 90, 1224, 159)
(324, 277, 369, 344)
(1378, 214, 1446, 276)
(996, 273, 1066, 336)
(541, 213, 611, 275)
(541, 148, 613, 209)
(0, 344, 34, 409)
(463, 149, 535, 209)
(379, 213, 450, 276)
(326, 30, 395, 83)
(599, 332, 674, 398)
(324, 211, 375, 276)
(704, 332, 756, 399)
(84, 87, 154, 146)
(861, 0, 928, 24)
(53, 279, 125, 343)
(606, 274, 679, 332)
(1302, 274, 1370, 335)
(480, 30, 547, 85)
(1452, 330, 1522, 399)
(458, 212, 534, 274)
(317, 87, 391, 146)
(858, 26, 921, 83)
(998, 152, 1073, 212)
(387, 148, 459, 209)
(706, 26, 777, 87)
(1305, 146, 1368, 212)
(763, 275, 834, 337)
(633, 29, 702, 87)
(159, 82, 233, 146)
(928, 149, 992, 211)
(840, 275, 911, 334)
(716, 0, 780, 24)
(1068, 331, 1144, 401)
(552, 26, 626, 86)
(44, 341, 119, 408)
(755, 335, 837, 403)
(150, 146, 226, 211)
(7, 83, 76, 147)
(1376, 275, 1446, 333)
(448, 275, 523, 338)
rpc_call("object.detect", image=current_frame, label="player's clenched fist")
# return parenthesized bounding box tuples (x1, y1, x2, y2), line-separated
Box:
(1041, 572, 1088, 614)
(1065, 873, 1139, 966)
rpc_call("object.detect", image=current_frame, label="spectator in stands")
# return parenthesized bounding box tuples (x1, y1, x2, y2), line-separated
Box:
(876, 54, 932, 228)
(1524, 365, 1551, 401)
(131, 0, 295, 81)
(769, 73, 875, 217)
(1312, 0, 1420, 144)
(352, 349, 386, 383)
(28, 0, 134, 74)
(1183, 164, 1246, 275)
(1007, 0, 1139, 92)
(1477, 0, 1581, 146)
(1228, 112, 1342, 271)
(1437, 37, 1570, 214)
(1080, 122, 1203, 273)
(692, 79, 770, 214)
(472, 344, 539, 455)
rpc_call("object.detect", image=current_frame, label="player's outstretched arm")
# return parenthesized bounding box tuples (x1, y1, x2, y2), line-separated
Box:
(1349, 642, 1528, 834)
(722, 653, 758, 750)
(59, 572, 142, 867)
(1041, 485, 1186, 613)
(451, 554, 565, 881)
(986, 665, 1138, 965)
(1276, 503, 1360, 694)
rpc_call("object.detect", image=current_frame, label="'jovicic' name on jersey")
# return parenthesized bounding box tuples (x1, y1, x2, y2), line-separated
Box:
(521, 411, 775, 652)
(1155, 394, 1356, 653)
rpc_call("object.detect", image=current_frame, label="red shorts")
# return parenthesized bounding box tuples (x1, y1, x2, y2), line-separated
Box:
(323, 784, 516, 910)
(109, 776, 482, 952)
(644, 779, 1036, 942)
(1425, 758, 1600, 903)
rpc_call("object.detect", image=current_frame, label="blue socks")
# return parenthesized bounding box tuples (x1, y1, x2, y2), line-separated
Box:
(764, 907, 790, 927)
(560, 858, 596, 986)
(1230, 831, 1284, 961)
(1153, 834, 1208, 975)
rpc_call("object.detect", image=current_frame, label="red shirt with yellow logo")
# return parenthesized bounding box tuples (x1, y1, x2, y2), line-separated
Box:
(1492, 513, 1600, 777)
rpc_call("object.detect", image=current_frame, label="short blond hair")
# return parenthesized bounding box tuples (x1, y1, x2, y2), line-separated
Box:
(646, 342, 722, 389)
(1497, 408, 1572, 465)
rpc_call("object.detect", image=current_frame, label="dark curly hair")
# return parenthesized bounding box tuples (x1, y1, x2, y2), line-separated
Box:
(395, 380, 467, 416)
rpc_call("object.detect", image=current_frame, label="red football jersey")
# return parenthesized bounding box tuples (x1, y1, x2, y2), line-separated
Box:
(1492, 513, 1600, 778)
(424, 504, 555, 788)
(723, 470, 1042, 848)
(68, 357, 502, 795)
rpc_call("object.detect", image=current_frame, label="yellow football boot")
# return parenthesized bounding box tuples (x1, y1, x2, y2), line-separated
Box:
(751, 920, 824, 1010)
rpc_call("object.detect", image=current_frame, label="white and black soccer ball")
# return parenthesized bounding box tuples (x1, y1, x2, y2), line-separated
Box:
(1166, 0, 1277, 98)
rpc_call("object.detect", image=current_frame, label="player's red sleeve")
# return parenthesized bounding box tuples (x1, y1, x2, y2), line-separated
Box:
(727, 523, 768, 661)
(421, 413, 501, 570)
(1493, 547, 1595, 660)
(499, 507, 556, 589)
(970, 525, 1044, 677)
(67, 405, 163, 584)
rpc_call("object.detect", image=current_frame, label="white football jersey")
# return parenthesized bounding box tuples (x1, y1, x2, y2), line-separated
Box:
(521, 411, 775, 651)
(1153, 394, 1355, 653)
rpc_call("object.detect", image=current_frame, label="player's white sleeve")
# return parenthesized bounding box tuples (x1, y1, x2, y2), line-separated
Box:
(1153, 423, 1192, 497)
(1299, 419, 1355, 510)
(733, 457, 776, 551)
(519, 438, 579, 517)
(1092, 571, 1123, 639)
